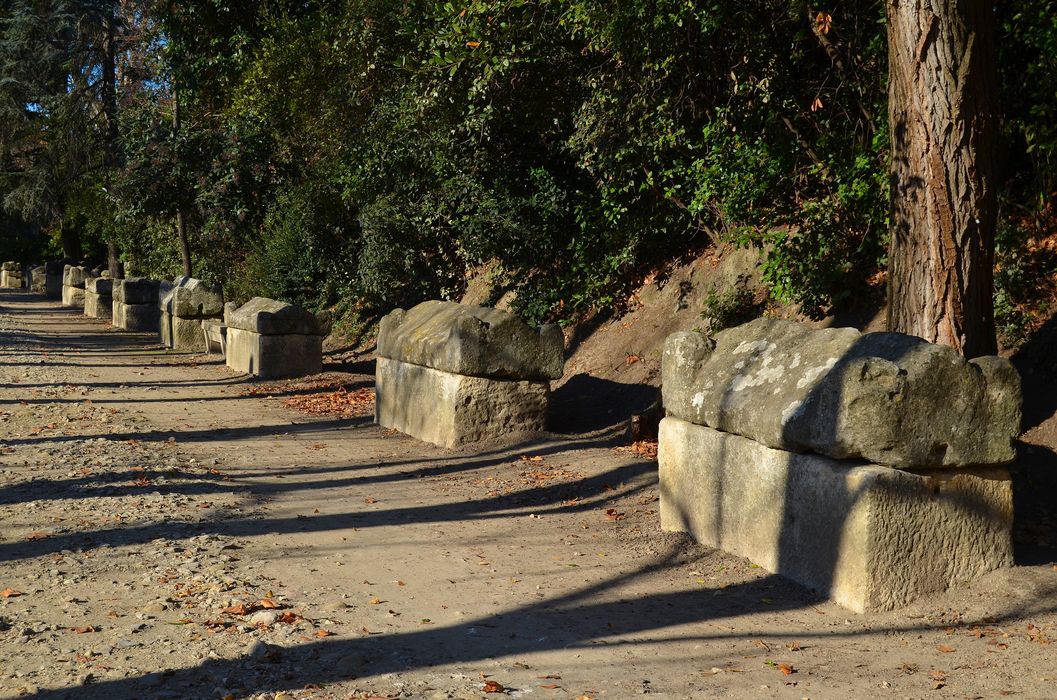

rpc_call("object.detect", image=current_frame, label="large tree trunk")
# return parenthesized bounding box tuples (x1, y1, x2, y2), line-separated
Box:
(885, 0, 998, 357)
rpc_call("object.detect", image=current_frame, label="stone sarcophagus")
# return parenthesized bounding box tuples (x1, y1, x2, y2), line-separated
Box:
(111, 278, 161, 332)
(375, 301, 564, 448)
(659, 318, 1020, 612)
(84, 277, 113, 318)
(225, 297, 327, 378)
(1, 261, 22, 289)
(61, 265, 88, 307)
(27, 266, 46, 293)
(159, 277, 224, 351)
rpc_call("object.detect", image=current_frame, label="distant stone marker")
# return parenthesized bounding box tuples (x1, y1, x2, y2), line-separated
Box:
(659, 319, 1018, 612)
(375, 301, 563, 448)
(225, 297, 327, 378)
(27, 265, 46, 293)
(0, 261, 22, 289)
(43, 260, 67, 299)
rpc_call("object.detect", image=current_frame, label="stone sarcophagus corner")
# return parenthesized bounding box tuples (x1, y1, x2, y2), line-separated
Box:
(659, 317, 1020, 612)
(111, 278, 161, 332)
(1, 261, 22, 289)
(225, 297, 327, 379)
(159, 277, 224, 352)
(375, 300, 564, 448)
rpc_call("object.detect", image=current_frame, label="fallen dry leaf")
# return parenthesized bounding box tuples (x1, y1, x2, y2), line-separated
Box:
(604, 508, 625, 521)
(482, 680, 505, 693)
(278, 611, 300, 624)
(0, 588, 23, 598)
(936, 644, 956, 653)
(776, 663, 795, 675)
(540, 684, 561, 689)
(71, 625, 97, 634)
(258, 598, 281, 609)
(314, 629, 334, 637)
(221, 603, 249, 616)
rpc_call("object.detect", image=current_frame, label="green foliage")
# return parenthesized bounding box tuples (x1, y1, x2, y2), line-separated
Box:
(5, 0, 1057, 338)
(701, 275, 765, 333)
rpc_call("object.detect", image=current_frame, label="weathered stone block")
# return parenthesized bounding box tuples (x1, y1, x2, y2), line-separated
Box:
(378, 301, 563, 381)
(661, 319, 1021, 468)
(658, 417, 1013, 612)
(61, 285, 85, 307)
(28, 266, 46, 293)
(227, 297, 326, 335)
(112, 277, 160, 305)
(161, 277, 224, 318)
(225, 327, 322, 379)
(62, 265, 88, 288)
(0, 270, 22, 288)
(1, 261, 18, 272)
(375, 357, 549, 448)
(84, 291, 112, 318)
(86, 277, 112, 295)
(160, 312, 206, 351)
(112, 301, 159, 332)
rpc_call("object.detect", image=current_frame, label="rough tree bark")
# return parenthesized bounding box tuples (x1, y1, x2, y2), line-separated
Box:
(885, 0, 998, 357)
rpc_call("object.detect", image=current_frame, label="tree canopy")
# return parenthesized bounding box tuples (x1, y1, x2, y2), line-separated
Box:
(1, 1, 1056, 346)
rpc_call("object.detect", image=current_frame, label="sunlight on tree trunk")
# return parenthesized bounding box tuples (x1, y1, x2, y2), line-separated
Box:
(886, 0, 998, 357)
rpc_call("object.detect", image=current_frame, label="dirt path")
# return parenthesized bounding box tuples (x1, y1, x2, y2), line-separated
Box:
(1, 289, 1056, 700)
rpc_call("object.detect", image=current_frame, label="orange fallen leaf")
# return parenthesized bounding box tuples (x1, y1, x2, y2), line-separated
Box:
(278, 611, 300, 624)
(71, 625, 97, 634)
(776, 663, 795, 675)
(482, 680, 505, 693)
(258, 598, 281, 609)
(937, 644, 956, 653)
(369, 598, 383, 605)
(314, 629, 334, 637)
(0, 588, 23, 598)
(364, 497, 378, 504)
(540, 684, 561, 689)
(604, 508, 625, 521)
(221, 603, 249, 616)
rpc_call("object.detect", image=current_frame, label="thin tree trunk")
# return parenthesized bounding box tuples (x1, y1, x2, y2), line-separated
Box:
(102, 8, 122, 278)
(173, 85, 192, 278)
(885, 0, 998, 357)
